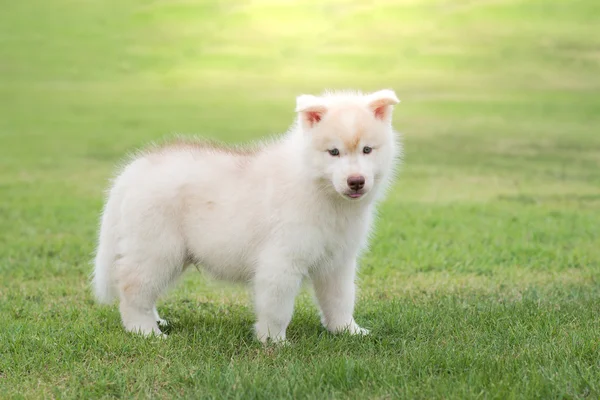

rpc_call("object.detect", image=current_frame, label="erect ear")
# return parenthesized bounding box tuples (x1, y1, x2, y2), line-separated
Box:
(367, 89, 400, 121)
(296, 94, 327, 129)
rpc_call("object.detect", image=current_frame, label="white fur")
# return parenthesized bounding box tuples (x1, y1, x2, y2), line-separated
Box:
(92, 89, 401, 342)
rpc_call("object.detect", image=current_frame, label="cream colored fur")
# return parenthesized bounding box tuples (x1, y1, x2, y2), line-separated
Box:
(92, 89, 401, 342)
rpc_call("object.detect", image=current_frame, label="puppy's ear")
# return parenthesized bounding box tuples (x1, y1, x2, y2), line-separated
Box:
(296, 95, 327, 129)
(367, 89, 399, 121)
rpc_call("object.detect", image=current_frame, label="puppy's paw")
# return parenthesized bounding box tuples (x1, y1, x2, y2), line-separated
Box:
(346, 321, 369, 336)
(350, 325, 370, 335)
(328, 320, 370, 336)
(255, 322, 287, 345)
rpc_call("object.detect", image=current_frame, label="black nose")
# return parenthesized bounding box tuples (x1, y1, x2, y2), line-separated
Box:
(347, 175, 365, 191)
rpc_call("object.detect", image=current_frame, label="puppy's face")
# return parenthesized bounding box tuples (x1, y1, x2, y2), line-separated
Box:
(297, 90, 399, 201)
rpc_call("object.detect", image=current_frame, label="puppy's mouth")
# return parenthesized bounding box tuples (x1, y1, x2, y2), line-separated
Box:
(345, 191, 365, 199)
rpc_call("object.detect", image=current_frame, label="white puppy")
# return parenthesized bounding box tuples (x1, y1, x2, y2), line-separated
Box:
(93, 89, 401, 342)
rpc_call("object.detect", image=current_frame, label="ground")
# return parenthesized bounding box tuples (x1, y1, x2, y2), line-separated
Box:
(1, 0, 599, 398)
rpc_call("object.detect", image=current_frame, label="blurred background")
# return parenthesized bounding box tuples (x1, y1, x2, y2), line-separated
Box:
(1, 0, 599, 291)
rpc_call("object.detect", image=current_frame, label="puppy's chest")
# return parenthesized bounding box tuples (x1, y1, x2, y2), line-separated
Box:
(282, 213, 369, 268)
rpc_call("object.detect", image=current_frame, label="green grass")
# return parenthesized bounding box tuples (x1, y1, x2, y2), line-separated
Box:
(1, 0, 599, 398)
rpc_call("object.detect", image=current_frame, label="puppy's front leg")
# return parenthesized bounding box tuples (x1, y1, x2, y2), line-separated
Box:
(253, 251, 303, 343)
(312, 258, 369, 335)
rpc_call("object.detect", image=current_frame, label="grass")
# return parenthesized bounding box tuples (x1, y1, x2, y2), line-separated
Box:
(1, 0, 599, 398)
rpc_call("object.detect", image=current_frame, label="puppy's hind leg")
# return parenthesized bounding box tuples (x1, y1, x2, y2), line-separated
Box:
(116, 250, 184, 337)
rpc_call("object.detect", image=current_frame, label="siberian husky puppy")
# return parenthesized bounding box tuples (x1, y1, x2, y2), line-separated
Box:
(93, 89, 401, 342)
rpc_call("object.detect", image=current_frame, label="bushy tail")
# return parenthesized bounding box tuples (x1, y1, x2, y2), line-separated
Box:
(92, 194, 120, 304)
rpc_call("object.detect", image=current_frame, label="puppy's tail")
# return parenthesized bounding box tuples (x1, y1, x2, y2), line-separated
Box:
(92, 192, 120, 304)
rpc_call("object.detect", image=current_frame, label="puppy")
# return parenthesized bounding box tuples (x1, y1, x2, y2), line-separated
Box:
(93, 89, 401, 342)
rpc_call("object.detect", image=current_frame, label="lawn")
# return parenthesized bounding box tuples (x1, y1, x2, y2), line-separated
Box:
(1, 0, 599, 398)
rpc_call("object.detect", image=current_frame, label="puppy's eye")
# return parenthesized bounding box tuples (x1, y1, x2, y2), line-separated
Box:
(363, 146, 373, 154)
(328, 148, 340, 156)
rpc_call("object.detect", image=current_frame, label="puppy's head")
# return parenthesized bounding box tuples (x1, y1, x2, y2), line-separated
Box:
(296, 89, 400, 201)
